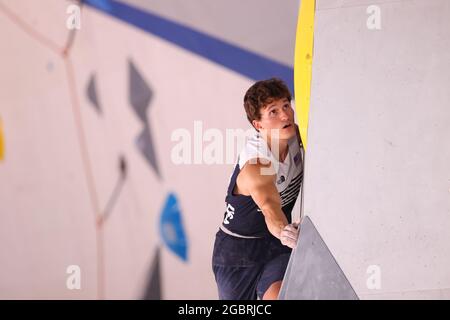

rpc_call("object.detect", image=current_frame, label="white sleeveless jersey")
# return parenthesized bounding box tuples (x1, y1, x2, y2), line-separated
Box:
(238, 131, 303, 206)
(221, 130, 304, 237)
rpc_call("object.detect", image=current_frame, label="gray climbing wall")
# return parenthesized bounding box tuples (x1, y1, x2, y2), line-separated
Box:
(279, 216, 358, 299)
(282, 0, 450, 299)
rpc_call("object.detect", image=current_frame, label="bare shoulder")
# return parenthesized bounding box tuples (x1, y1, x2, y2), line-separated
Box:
(236, 158, 276, 194)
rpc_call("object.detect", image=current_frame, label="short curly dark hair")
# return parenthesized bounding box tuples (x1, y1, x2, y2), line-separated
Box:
(243, 78, 292, 129)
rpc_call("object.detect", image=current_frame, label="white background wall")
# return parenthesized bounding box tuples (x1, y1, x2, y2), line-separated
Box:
(0, 0, 298, 299)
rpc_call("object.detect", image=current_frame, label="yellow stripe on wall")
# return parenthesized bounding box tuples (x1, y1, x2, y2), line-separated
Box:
(294, 0, 316, 150)
(0, 116, 4, 161)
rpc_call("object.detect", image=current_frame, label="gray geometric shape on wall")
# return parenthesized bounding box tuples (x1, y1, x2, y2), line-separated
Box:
(142, 246, 163, 300)
(128, 59, 160, 178)
(279, 216, 358, 300)
(135, 124, 160, 178)
(87, 73, 102, 114)
(128, 59, 152, 122)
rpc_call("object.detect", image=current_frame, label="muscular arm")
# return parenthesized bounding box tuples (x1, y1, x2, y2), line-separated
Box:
(238, 159, 288, 239)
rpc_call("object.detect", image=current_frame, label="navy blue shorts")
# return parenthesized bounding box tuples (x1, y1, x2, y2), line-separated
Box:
(212, 229, 291, 300)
